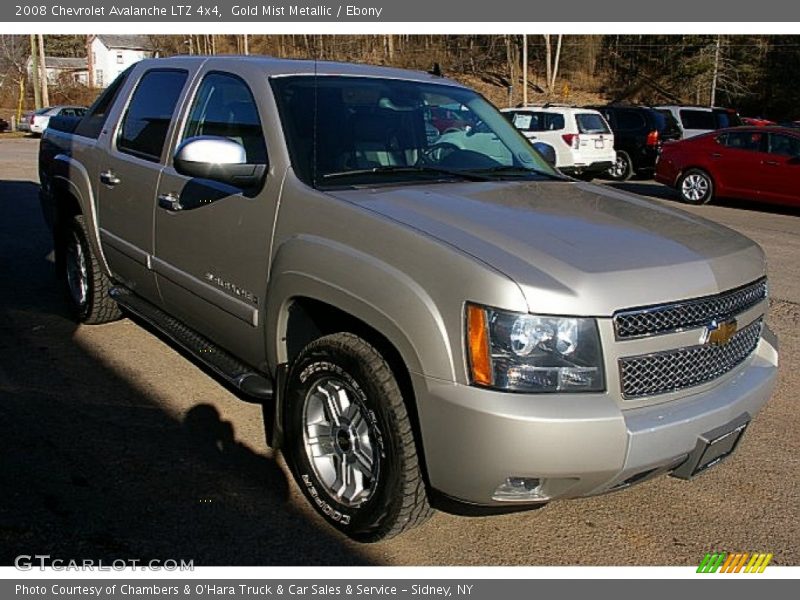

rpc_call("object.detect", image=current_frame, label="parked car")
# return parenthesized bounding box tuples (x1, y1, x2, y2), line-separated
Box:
(741, 117, 776, 127)
(40, 57, 777, 541)
(588, 105, 681, 180)
(655, 105, 742, 139)
(655, 126, 800, 206)
(22, 105, 87, 136)
(501, 105, 615, 178)
(0, 117, 9, 133)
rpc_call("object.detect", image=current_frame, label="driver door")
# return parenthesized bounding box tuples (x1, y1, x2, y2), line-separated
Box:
(153, 71, 277, 368)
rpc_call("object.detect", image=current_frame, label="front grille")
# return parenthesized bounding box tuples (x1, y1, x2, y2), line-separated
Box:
(614, 278, 767, 339)
(619, 318, 763, 399)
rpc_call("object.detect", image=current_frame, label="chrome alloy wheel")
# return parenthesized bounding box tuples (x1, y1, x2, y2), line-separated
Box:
(681, 173, 710, 202)
(302, 376, 380, 507)
(65, 230, 88, 307)
(609, 154, 629, 178)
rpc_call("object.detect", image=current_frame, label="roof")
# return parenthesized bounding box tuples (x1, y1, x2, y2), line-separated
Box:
(94, 35, 153, 51)
(27, 56, 88, 70)
(133, 55, 465, 86)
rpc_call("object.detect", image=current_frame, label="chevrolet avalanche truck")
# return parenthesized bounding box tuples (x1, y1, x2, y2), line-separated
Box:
(39, 57, 778, 542)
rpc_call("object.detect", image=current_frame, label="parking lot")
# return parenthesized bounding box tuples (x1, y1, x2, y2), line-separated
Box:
(0, 136, 797, 566)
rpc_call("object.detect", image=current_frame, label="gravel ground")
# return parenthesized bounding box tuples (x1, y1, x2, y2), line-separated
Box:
(0, 137, 797, 566)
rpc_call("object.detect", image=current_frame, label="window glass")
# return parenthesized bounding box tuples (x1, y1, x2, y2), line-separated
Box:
(118, 69, 187, 161)
(616, 110, 646, 130)
(767, 133, 800, 157)
(75, 67, 131, 139)
(271, 76, 556, 188)
(719, 131, 764, 151)
(575, 113, 610, 134)
(680, 109, 716, 130)
(183, 72, 267, 164)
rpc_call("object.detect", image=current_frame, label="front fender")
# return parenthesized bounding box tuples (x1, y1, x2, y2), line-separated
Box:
(266, 235, 455, 381)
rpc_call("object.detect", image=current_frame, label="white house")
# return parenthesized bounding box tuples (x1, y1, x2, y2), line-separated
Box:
(26, 56, 89, 86)
(89, 35, 154, 88)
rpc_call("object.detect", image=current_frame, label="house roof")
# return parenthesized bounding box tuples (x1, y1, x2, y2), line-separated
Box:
(95, 35, 153, 51)
(26, 56, 88, 71)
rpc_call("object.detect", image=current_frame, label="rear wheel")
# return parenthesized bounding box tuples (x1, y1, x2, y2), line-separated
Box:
(678, 168, 714, 205)
(59, 214, 121, 324)
(285, 333, 432, 542)
(606, 151, 633, 181)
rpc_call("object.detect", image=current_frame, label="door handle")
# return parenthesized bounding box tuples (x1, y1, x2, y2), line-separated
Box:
(99, 170, 121, 186)
(158, 193, 183, 212)
(710, 153, 722, 158)
(762, 160, 780, 166)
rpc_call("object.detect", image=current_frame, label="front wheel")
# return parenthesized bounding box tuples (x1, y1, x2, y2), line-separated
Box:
(678, 168, 714, 205)
(284, 333, 432, 542)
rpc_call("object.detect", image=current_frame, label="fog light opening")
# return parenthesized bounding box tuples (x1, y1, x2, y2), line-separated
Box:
(492, 477, 548, 502)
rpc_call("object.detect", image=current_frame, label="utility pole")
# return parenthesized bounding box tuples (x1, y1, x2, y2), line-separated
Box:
(37, 33, 49, 107)
(86, 35, 94, 89)
(243, 34, 249, 55)
(29, 34, 41, 109)
(710, 35, 721, 107)
(522, 34, 528, 106)
(551, 34, 563, 91)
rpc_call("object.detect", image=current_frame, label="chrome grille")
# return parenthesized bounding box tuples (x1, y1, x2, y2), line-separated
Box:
(614, 278, 767, 339)
(619, 319, 762, 399)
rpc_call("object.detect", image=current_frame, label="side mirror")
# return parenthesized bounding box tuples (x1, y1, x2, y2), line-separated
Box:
(532, 141, 557, 167)
(173, 136, 266, 188)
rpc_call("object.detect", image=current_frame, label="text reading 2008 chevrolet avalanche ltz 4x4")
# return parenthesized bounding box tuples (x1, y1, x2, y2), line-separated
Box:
(39, 57, 778, 542)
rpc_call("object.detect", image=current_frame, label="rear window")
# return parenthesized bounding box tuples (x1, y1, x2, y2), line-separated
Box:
(680, 109, 716, 130)
(75, 67, 132, 139)
(714, 109, 741, 128)
(509, 111, 564, 132)
(575, 113, 610, 134)
(615, 110, 646, 131)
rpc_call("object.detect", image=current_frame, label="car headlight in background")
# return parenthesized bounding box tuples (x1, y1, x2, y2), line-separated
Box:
(466, 304, 605, 393)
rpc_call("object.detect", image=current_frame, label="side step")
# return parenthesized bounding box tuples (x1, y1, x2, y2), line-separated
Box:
(109, 287, 273, 401)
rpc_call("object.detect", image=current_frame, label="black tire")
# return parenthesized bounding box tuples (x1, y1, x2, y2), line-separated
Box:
(677, 168, 714, 205)
(58, 214, 121, 324)
(285, 333, 432, 542)
(606, 150, 633, 181)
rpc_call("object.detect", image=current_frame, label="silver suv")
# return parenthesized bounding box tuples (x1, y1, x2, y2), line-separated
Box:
(39, 57, 777, 541)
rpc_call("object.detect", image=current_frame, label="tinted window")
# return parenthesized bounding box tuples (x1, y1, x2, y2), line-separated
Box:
(616, 110, 646, 130)
(718, 131, 764, 152)
(680, 109, 716, 130)
(118, 69, 188, 161)
(714, 109, 741, 128)
(183, 72, 267, 164)
(508, 111, 564, 132)
(575, 113, 610, 134)
(75, 67, 131, 139)
(767, 133, 800, 157)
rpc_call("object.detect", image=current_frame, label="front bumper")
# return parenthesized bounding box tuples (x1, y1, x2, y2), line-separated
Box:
(415, 326, 778, 507)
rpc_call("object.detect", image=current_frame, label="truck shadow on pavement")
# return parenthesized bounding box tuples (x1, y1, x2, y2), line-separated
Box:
(0, 179, 371, 566)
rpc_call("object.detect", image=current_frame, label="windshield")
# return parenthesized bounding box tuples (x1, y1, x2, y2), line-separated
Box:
(271, 76, 559, 187)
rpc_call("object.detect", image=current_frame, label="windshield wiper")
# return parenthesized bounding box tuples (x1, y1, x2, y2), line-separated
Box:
(462, 165, 566, 180)
(320, 165, 492, 182)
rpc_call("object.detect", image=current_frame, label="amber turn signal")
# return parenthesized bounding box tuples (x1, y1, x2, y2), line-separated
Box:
(467, 304, 492, 386)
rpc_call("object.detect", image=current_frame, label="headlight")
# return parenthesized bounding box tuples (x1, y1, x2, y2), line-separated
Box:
(466, 304, 605, 393)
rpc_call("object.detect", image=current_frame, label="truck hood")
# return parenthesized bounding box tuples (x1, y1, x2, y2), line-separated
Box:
(328, 181, 766, 316)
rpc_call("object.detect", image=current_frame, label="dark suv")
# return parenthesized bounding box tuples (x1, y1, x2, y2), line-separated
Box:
(588, 105, 681, 181)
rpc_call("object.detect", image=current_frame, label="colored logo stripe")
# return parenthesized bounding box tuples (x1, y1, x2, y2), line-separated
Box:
(698, 552, 772, 573)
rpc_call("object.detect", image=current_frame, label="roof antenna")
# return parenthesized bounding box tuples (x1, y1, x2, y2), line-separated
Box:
(429, 63, 442, 77)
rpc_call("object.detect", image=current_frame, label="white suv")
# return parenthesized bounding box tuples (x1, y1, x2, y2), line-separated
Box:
(655, 105, 742, 139)
(502, 105, 615, 178)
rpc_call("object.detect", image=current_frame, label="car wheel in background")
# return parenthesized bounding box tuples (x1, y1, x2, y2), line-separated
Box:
(285, 332, 432, 542)
(678, 168, 714, 205)
(606, 151, 633, 181)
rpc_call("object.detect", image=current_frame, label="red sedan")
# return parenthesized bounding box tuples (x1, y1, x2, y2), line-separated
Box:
(655, 127, 800, 206)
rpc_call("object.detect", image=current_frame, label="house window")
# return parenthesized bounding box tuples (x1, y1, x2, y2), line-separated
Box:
(96, 69, 104, 87)
(92, 51, 96, 65)
(116, 52, 123, 64)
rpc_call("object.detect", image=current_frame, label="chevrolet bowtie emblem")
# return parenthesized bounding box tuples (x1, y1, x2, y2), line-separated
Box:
(703, 318, 738, 346)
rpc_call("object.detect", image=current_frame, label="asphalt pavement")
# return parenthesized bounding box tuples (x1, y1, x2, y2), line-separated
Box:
(1, 137, 797, 566)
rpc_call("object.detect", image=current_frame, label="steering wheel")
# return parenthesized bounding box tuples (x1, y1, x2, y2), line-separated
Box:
(420, 142, 461, 164)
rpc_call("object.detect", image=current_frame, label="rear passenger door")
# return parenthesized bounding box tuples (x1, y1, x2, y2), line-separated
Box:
(97, 68, 189, 304)
(760, 133, 800, 205)
(153, 70, 278, 368)
(712, 130, 767, 198)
